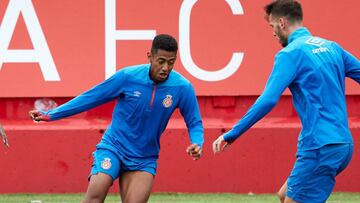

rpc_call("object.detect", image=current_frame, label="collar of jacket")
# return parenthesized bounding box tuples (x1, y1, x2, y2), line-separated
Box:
(288, 27, 312, 44)
(146, 64, 170, 86)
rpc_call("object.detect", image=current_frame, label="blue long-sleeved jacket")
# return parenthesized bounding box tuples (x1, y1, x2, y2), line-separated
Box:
(45, 64, 204, 160)
(224, 27, 360, 151)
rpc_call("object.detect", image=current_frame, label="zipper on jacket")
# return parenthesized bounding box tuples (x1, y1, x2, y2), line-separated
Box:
(149, 84, 156, 109)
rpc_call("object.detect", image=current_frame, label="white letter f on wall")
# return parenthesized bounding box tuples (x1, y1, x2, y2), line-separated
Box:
(0, 0, 60, 81)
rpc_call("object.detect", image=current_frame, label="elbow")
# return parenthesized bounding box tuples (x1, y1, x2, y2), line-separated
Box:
(259, 97, 278, 111)
(268, 98, 278, 107)
(258, 96, 278, 108)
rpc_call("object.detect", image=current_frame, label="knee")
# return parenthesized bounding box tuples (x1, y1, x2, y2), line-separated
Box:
(284, 197, 299, 203)
(82, 194, 106, 203)
(277, 191, 286, 203)
(122, 194, 149, 203)
(121, 190, 151, 203)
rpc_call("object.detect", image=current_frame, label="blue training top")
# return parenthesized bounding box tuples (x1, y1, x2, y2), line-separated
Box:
(224, 27, 360, 151)
(44, 64, 204, 160)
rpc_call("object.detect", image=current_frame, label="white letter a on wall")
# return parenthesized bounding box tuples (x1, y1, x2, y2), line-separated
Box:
(0, 0, 60, 81)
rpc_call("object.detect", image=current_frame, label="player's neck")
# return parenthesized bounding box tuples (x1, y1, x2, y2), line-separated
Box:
(287, 23, 303, 37)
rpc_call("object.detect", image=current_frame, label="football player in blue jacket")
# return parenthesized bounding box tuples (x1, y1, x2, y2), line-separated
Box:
(213, 1, 359, 203)
(30, 34, 204, 203)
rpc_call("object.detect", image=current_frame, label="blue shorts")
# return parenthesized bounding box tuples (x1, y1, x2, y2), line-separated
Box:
(89, 148, 157, 180)
(287, 143, 353, 203)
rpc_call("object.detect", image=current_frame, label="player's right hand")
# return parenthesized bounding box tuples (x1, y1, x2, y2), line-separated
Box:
(212, 135, 231, 154)
(29, 110, 50, 122)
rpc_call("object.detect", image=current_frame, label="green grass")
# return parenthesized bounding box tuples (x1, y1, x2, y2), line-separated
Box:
(0, 192, 359, 203)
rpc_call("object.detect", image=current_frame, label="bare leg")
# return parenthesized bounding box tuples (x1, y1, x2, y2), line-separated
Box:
(278, 180, 299, 203)
(278, 180, 287, 203)
(284, 197, 299, 203)
(119, 171, 154, 203)
(82, 173, 113, 203)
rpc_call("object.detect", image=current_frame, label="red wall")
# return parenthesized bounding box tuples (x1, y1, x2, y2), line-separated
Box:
(0, 97, 359, 193)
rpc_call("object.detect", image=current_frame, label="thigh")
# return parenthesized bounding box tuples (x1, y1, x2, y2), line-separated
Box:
(83, 172, 113, 203)
(119, 171, 154, 203)
(284, 196, 300, 203)
(278, 180, 287, 203)
(90, 148, 121, 180)
(286, 149, 323, 202)
(287, 144, 353, 203)
(83, 148, 121, 202)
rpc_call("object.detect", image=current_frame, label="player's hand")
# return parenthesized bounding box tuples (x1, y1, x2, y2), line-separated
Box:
(29, 110, 50, 122)
(186, 144, 202, 160)
(212, 135, 231, 154)
(0, 124, 9, 148)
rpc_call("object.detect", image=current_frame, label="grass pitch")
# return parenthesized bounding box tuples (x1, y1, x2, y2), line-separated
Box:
(0, 192, 359, 203)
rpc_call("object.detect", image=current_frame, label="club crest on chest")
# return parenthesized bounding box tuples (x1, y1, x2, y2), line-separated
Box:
(162, 95, 173, 108)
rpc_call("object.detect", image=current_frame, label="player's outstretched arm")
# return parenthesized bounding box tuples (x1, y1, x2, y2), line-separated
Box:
(186, 143, 202, 160)
(31, 70, 126, 121)
(212, 52, 297, 153)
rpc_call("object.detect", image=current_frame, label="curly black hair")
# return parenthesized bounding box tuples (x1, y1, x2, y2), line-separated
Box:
(151, 34, 178, 54)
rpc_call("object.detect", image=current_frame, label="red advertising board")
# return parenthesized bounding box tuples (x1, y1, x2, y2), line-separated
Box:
(0, 0, 359, 97)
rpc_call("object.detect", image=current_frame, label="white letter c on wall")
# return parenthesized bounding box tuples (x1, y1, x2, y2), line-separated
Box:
(179, 0, 244, 82)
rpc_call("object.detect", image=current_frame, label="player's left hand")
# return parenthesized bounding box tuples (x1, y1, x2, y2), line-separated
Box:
(0, 124, 9, 148)
(212, 135, 231, 154)
(186, 144, 202, 160)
